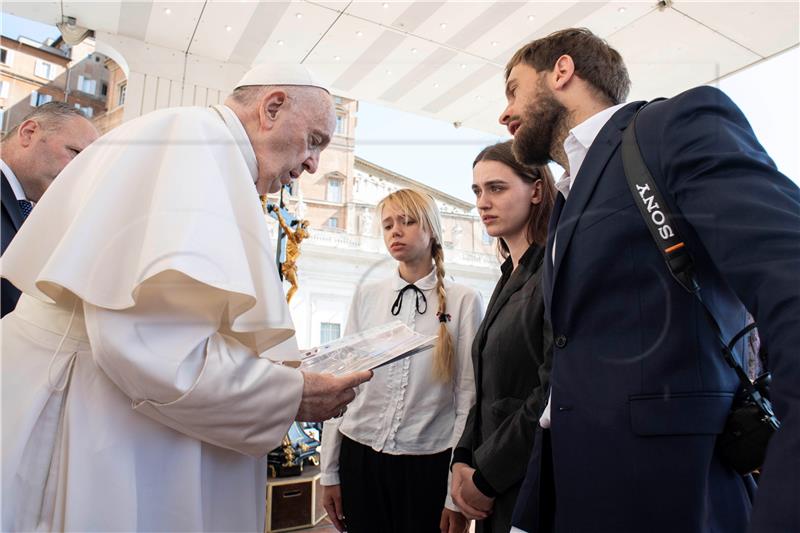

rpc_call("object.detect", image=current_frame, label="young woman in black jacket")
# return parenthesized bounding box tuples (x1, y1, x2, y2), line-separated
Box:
(451, 141, 555, 533)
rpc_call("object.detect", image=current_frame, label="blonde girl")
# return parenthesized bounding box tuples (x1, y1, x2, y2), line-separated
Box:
(321, 188, 483, 533)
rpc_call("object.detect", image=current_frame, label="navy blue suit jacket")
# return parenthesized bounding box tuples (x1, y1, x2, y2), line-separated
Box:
(1, 172, 24, 317)
(512, 86, 799, 533)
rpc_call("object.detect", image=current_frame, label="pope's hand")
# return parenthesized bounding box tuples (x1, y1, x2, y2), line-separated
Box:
(296, 370, 372, 422)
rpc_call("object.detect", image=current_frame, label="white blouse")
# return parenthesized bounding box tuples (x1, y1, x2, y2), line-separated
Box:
(321, 267, 483, 510)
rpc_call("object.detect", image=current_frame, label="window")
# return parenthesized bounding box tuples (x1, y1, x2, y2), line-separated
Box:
(34, 59, 56, 80)
(77, 75, 97, 95)
(326, 178, 342, 203)
(326, 216, 339, 229)
(29, 91, 53, 107)
(0, 48, 11, 65)
(72, 102, 93, 117)
(101, 82, 108, 97)
(118, 82, 126, 106)
(335, 114, 346, 135)
(320, 322, 341, 344)
(0, 80, 9, 99)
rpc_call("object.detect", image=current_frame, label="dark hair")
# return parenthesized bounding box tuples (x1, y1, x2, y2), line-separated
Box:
(2, 101, 88, 141)
(473, 141, 556, 258)
(506, 27, 630, 105)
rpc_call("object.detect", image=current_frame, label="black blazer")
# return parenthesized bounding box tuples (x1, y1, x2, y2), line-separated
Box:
(514, 87, 800, 533)
(454, 243, 552, 533)
(1, 172, 24, 317)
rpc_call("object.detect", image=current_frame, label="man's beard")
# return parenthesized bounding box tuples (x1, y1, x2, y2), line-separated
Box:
(512, 89, 568, 167)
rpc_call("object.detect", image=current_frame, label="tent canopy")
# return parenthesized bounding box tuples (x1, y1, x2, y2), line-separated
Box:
(4, 1, 797, 134)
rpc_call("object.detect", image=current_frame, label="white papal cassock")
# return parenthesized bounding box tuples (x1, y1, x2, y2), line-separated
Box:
(1, 104, 305, 531)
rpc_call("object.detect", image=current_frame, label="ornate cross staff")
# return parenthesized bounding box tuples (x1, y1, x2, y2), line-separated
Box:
(261, 185, 310, 303)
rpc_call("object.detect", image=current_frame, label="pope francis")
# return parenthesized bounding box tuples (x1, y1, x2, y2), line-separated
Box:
(1, 64, 371, 531)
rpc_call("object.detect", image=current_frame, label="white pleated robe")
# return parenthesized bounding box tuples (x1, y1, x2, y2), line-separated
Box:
(1, 105, 305, 531)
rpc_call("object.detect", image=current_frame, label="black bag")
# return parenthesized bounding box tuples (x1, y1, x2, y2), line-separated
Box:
(715, 331, 776, 475)
(621, 102, 780, 476)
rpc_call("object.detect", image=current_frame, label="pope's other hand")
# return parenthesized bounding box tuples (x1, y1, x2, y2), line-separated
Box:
(296, 370, 372, 422)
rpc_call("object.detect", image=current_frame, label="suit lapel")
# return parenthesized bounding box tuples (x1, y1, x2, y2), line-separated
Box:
(479, 245, 544, 344)
(1, 173, 24, 231)
(551, 103, 643, 292)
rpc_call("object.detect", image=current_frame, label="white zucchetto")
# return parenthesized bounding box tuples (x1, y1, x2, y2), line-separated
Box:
(235, 63, 329, 93)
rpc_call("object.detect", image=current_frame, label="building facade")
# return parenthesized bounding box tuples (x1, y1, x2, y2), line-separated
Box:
(264, 96, 500, 349)
(92, 57, 127, 133)
(1, 34, 115, 133)
(2, 30, 499, 350)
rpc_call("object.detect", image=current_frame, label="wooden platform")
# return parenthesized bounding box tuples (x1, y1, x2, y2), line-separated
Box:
(266, 465, 327, 533)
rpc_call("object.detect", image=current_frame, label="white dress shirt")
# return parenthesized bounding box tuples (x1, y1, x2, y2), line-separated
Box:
(0, 158, 28, 201)
(321, 267, 484, 511)
(540, 102, 626, 431)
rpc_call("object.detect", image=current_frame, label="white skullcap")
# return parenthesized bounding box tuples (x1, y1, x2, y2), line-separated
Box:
(234, 63, 329, 93)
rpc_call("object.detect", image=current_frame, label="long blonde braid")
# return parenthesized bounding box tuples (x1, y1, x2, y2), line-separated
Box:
(378, 188, 455, 382)
(431, 240, 454, 382)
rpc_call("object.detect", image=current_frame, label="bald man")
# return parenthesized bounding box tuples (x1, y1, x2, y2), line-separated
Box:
(1, 102, 98, 316)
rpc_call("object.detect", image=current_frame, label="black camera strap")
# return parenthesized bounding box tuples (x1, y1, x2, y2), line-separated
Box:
(620, 102, 779, 431)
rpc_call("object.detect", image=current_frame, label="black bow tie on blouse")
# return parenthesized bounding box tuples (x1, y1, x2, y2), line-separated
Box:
(391, 284, 428, 316)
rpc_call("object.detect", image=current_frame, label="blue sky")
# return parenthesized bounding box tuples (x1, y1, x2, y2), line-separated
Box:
(2, 13, 60, 42)
(3, 12, 798, 202)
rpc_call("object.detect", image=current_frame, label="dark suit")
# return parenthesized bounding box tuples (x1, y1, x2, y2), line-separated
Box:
(454, 244, 552, 533)
(512, 86, 800, 533)
(1, 171, 24, 317)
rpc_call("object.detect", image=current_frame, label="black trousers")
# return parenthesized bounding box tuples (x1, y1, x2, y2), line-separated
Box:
(339, 435, 451, 533)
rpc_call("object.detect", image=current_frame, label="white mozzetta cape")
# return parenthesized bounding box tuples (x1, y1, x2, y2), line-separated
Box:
(1, 106, 304, 531)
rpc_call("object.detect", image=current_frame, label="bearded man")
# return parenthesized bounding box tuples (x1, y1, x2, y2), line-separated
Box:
(499, 28, 798, 533)
(1, 64, 371, 532)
